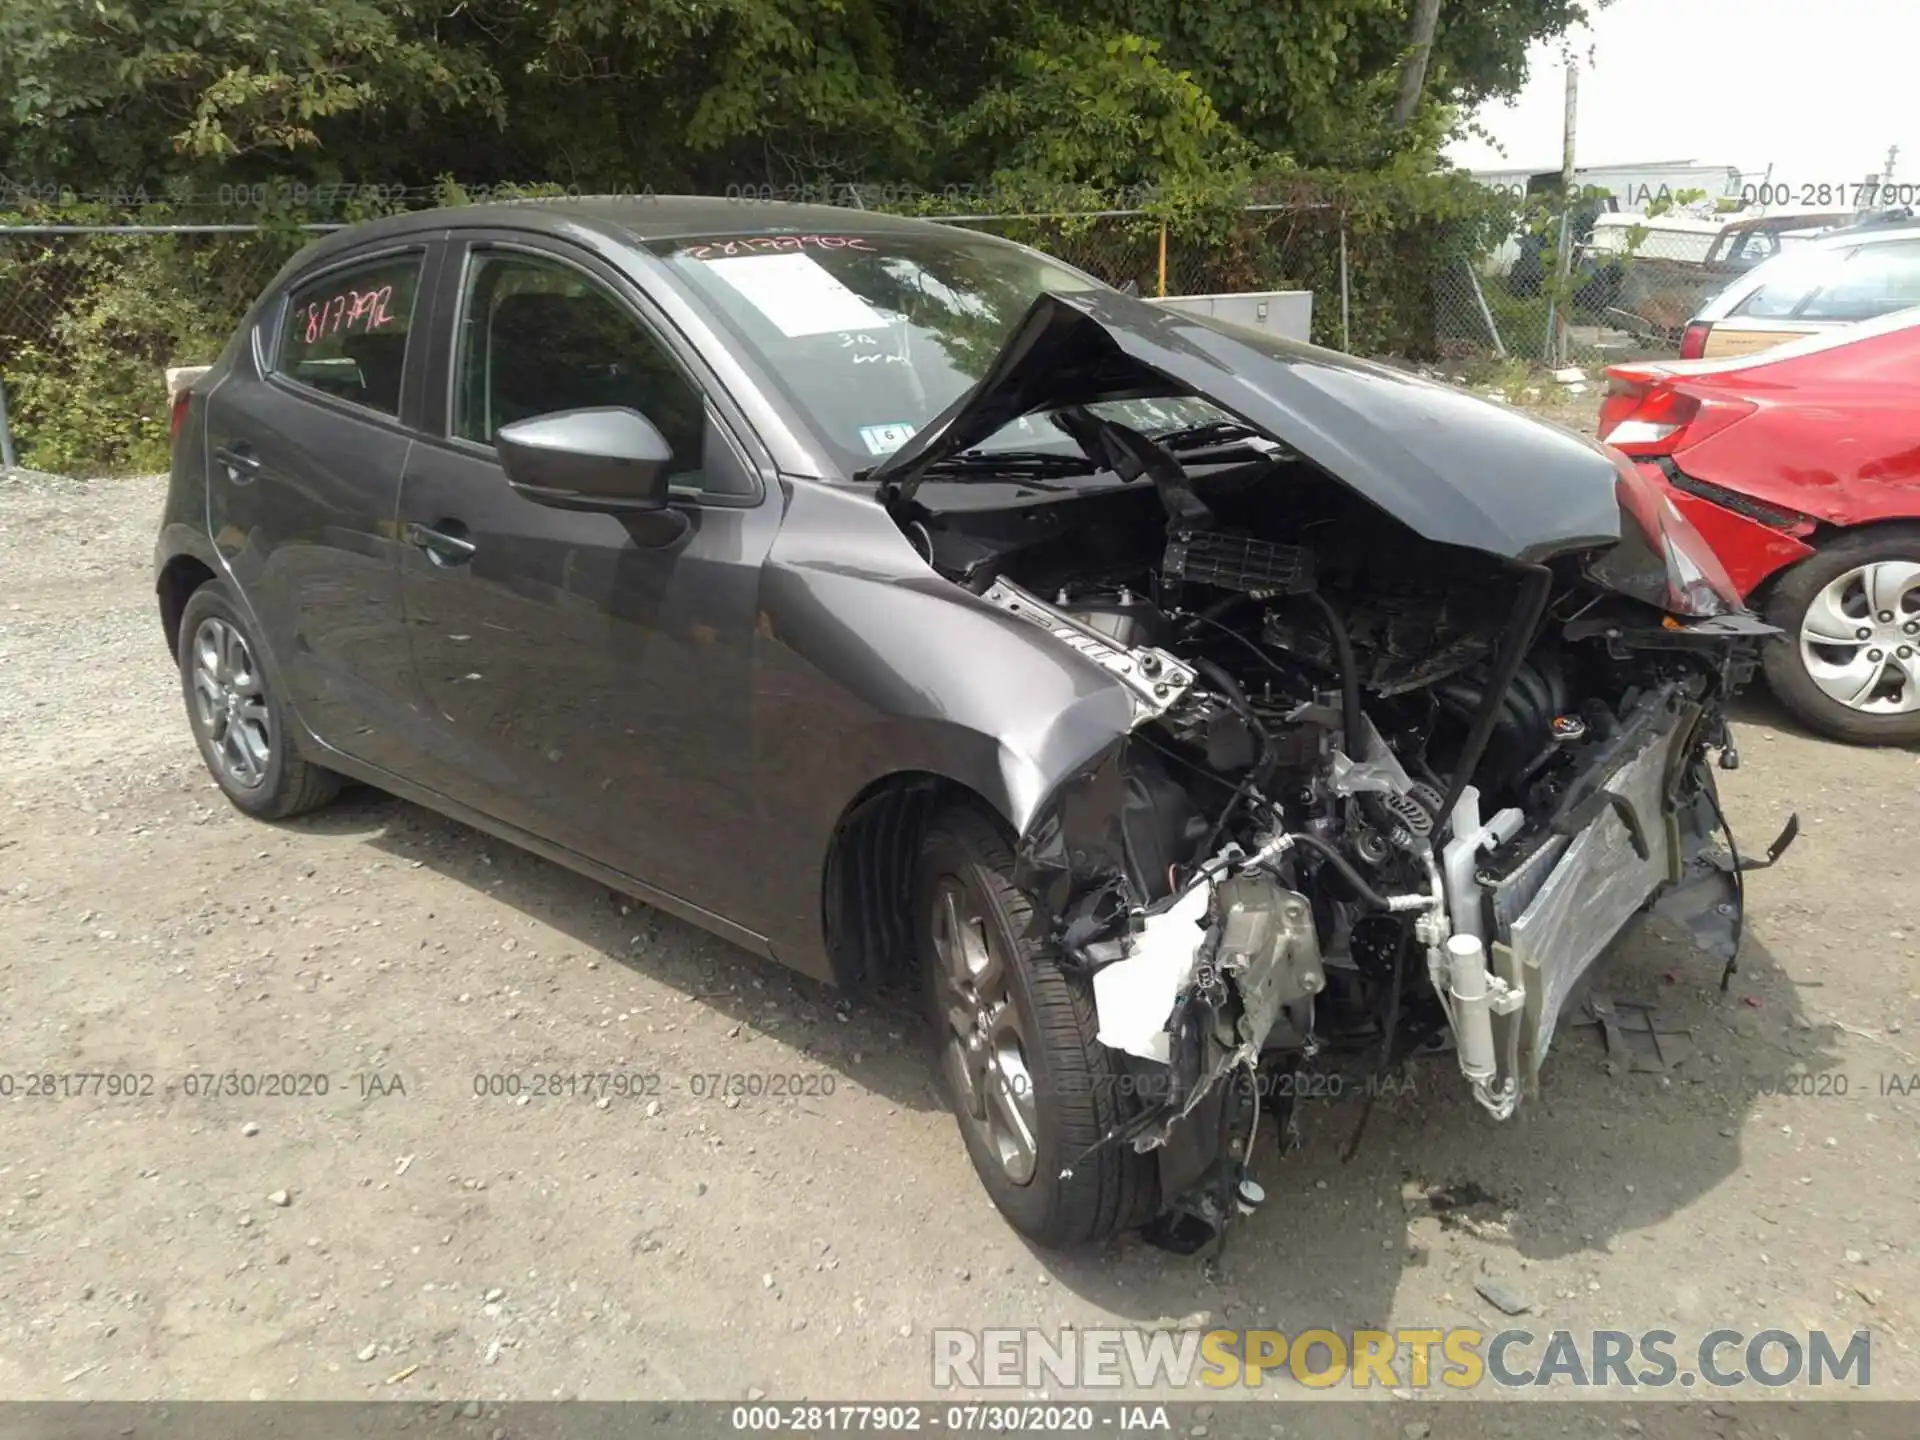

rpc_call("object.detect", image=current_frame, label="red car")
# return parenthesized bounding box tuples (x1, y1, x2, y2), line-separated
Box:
(1600, 308, 1920, 744)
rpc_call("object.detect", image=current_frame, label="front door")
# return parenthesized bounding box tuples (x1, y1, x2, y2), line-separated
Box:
(205, 243, 440, 773)
(395, 238, 779, 926)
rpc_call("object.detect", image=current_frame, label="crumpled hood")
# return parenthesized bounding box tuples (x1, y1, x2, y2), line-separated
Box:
(870, 289, 1626, 563)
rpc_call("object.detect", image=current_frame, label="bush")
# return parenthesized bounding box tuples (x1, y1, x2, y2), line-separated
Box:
(0, 226, 302, 474)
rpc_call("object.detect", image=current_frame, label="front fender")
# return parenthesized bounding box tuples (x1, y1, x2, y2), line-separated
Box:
(747, 485, 1149, 961)
(760, 558, 1141, 833)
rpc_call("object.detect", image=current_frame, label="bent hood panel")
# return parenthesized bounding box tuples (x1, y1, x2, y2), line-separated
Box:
(870, 290, 1624, 562)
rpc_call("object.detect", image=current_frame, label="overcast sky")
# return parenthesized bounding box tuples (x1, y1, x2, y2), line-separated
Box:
(1445, 0, 1917, 188)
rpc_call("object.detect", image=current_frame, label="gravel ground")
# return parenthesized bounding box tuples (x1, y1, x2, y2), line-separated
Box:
(2, 470, 1918, 1415)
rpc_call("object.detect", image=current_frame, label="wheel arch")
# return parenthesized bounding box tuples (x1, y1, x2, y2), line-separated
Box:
(1748, 516, 1920, 610)
(157, 552, 219, 658)
(820, 770, 1015, 992)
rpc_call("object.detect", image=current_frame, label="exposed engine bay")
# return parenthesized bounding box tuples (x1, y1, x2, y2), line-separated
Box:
(889, 410, 1791, 1250)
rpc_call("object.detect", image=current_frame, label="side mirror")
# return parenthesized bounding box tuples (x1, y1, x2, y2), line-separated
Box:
(496, 407, 675, 514)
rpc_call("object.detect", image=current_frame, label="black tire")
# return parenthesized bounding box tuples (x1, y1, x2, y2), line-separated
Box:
(1760, 527, 1920, 746)
(177, 580, 342, 818)
(915, 805, 1157, 1247)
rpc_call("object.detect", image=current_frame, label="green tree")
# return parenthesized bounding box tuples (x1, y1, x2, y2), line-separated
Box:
(0, 0, 497, 181)
(2, 0, 1601, 197)
(1097, 0, 1596, 168)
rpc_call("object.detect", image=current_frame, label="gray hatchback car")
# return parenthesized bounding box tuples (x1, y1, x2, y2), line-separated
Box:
(158, 199, 1779, 1252)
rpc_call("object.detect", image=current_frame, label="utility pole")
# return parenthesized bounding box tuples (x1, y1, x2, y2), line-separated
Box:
(1546, 52, 1579, 366)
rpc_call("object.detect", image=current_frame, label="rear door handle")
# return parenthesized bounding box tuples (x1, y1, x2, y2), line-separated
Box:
(213, 445, 261, 483)
(406, 520, 477, 566)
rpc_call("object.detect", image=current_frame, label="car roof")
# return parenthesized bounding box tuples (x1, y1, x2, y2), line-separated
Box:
(293, 196, 961, 270)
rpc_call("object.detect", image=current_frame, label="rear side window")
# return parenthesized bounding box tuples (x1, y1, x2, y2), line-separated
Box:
(1797, 239, 1920, 321)
(1732, 251, 1842, 318)
(1734, 240, 1920, 322)
(278, 254, 423, 415)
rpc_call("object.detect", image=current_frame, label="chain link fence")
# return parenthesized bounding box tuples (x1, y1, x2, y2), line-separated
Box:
(929, 207, 1355, 336)
(0, 188, 1769, 474)
(1431, 217, 1760, 373)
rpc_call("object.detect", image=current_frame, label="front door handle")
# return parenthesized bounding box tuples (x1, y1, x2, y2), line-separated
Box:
(406, 520, 477, 566)
(213, 444, 261, 484)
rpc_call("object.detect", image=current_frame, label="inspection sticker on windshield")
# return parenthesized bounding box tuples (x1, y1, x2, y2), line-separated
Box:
(858, 423, 917, 456)
(704, 253, 887, 337)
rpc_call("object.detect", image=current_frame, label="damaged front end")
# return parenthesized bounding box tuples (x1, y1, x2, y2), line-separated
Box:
(880, 290, 1793, 1248)
(1003, 580, 1782, 1249)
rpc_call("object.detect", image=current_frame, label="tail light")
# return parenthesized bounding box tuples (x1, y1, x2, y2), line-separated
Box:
(169, 388, 192, 438)
(1598, 371, 1756, 456)
(1678, 320, 1712, 359)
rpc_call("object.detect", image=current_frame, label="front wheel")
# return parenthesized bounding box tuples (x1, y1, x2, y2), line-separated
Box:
(916, 806, 1157, 1247)
(1761, 528, 1920, 745)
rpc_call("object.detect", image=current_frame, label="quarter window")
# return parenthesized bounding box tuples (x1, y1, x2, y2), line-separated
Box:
(453, 251, 707, 486)
(279, 254, 422, 415)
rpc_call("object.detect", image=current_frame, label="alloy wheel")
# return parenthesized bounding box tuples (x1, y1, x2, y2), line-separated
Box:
(1798, 560, 1920, 715)
(930, 878, 1040, 1185)
(190, 617, 273, 789)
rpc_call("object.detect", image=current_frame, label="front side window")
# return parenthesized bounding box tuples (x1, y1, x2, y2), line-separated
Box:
(279, 253, 422, 415)
(453, 251, 707, 486)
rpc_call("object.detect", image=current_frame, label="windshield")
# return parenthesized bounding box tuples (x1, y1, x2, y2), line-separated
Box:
(649, 230, 1229, 474)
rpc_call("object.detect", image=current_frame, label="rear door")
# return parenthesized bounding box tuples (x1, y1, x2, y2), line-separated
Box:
(394, 232, 780, 923)
(205, 241, 444, 773)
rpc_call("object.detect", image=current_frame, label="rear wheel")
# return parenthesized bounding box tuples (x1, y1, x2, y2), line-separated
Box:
(1761, 528, 1920, 745)
(916, 805, 1157, 1246)
(178, 582, 342, 818)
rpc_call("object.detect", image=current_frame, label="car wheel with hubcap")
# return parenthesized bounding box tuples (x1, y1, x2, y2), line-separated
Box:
(916, 805, 1157, 1246)
(1762, 527, 1920, 745)
(178, 581, 342, 818)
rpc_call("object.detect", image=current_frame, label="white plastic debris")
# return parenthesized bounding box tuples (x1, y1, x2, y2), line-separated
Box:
(1551, 366, 1586, 384)
(1091, 882, 1212, 1062)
